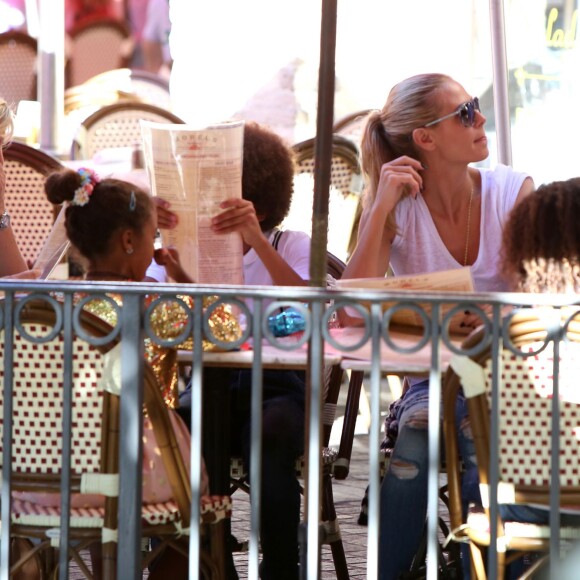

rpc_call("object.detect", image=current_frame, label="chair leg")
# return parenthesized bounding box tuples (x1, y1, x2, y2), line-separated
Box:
(497, 549, 506, 580)
(321, 473, 349, 580)
(101, 540, 117, 580)
(208, 520, 228, 580)
(10, 537, 45, 580)
(470, 543, 487, 580)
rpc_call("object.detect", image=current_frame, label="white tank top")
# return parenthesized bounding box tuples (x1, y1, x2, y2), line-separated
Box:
(390, 164, 528, 292)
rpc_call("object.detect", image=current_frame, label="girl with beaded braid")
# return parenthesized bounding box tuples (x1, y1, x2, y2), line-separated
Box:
(341, 73, 535, 579)
(42, 167, 212, 578)
(44, 169, 193, 407)
(44, 168, 241, 407)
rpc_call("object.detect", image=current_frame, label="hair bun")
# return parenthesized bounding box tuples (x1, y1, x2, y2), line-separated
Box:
(44, 169, 82, 205)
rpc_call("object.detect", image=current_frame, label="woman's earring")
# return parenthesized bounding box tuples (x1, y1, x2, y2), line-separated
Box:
(126, 248, 134, 255)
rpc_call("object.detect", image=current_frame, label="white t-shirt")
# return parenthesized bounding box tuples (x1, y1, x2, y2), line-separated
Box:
(244, 229, 310, 286)
(390, 164, 528, 292)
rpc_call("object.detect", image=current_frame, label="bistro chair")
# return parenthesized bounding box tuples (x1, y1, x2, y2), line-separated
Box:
(443, 308, 580, 579)
(229, 253, 365, 579)
(66, 18, 134, 88)
(0, 297, 230, 579)
(332, 109, 372, 150)
(64, 83, 143, 117)
(70, 101, 184, 160)
(288, 134, 364, 262)
(83, 67, 173, 111)
(0, 30, 38, 110)
(3, 141, 63, 265)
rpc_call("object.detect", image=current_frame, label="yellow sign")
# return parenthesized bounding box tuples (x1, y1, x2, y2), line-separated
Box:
(546, 8, 578, 49)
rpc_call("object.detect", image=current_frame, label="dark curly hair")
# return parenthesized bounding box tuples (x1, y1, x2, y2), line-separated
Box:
(501, 177, 580, 292)
(44, 168, 153, 262)
(242, 122, 295, 231)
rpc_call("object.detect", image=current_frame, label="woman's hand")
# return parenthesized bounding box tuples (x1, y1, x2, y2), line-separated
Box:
(0, 143, 6, 212)
(153, 197, 178, 229)
(373, 155, 424, 215)
(154, 247, 193, 284)
(211, 198, 264, 248)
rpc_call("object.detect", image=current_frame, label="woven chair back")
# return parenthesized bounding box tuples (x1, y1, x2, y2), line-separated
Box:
(67, 18, 133, 88)
(71, 101, 183, 160)
(332, 109, 372, 150)
(3, 142, 63, 265)
(84, 68, 172, 110)
(0, 30, 37, 109)
(288, 134, 363, 261)
(0, 300, 117, 485)
(483, 339, 580, 491)
(448, 309, 580, 506)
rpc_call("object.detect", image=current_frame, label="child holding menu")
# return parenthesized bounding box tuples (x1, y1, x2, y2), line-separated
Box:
(151, 122, 310, 580)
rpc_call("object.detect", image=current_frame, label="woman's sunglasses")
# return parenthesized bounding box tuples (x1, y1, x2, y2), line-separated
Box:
(424, 97, 480, 128)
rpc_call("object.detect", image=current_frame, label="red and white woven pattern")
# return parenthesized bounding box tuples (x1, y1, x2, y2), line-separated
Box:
(200, 495, 233, 524)
(69, 25, 129, 87)
(12, 498, 106, 529)
(0, 324, 104, 474)
(82, 108, 177, 159)
(483, 342, 580, 487)
(12, 495, 232, 530)
(4, 160, 58, 264)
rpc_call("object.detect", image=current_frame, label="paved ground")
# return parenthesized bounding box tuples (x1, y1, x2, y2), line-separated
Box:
(231, 432, 372, 579)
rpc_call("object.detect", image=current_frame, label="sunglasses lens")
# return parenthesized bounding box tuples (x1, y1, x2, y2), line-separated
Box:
(459, 99, 478, 127)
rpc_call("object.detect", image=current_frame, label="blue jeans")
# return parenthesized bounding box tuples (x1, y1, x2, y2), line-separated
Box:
(379, 380, 478, 580)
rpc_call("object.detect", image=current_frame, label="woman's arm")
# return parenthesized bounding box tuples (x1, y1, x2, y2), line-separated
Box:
(343, 156, 424, 280)
(0, 145, 28, 277)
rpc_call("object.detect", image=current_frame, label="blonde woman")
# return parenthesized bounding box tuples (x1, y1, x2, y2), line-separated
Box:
(342, 73, 534, 579)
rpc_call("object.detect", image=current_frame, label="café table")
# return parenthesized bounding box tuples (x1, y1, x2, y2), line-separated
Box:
(325, 325, 458, 374)
(177, 342, 341, 491)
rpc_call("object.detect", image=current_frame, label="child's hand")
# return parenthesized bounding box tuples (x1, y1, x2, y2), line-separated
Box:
(211, 198, 263, 247)
(154, 246, 193, 283)
(153, 197, 178, 229)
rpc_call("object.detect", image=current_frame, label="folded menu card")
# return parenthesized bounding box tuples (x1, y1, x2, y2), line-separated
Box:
(33, 207, 70, 280)
(140, 120, 244, 285)
(335, 267, 475, 336)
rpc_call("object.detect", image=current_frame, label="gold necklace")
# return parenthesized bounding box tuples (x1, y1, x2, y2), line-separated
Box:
(463, 185, 474, 266)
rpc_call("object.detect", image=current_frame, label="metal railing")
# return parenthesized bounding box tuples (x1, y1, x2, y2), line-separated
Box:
(0, 278, 579, 579)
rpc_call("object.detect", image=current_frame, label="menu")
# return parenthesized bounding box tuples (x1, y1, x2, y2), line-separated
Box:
(335, 267, 475, 336)
(33, 207, 70, 280)
(140, 120, 244, 285)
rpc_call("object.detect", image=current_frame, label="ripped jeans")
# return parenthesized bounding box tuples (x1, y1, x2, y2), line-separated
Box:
(379, 379, 478, 580)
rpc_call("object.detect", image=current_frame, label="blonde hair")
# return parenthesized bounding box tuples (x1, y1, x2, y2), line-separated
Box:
(0, 99, 14, 147)
(360, 73, 454, 230)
